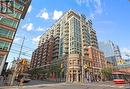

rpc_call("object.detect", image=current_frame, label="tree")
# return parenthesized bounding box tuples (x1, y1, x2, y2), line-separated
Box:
(49, 63, 62, 81)
(28, 68, 46, 79)
(101, 67, 117, 81)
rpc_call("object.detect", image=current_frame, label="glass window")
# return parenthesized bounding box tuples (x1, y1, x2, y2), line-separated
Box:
(0, 27, 14, 39)
(74, 43, 76, 48)
(11, 11, 21, 19)
(0, 56, 4, 65)
(0, 41, 10, 51)
(118, 74, 124, 79)
(0, 17, 18, 28)
(14, 2, 24, 11)
(1, 5, 22, 19)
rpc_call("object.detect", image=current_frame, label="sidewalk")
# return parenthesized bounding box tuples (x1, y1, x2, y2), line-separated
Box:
(0, 82, 66, 89)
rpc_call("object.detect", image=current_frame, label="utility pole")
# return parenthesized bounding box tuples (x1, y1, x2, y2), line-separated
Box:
(10, 37, 25, 86)
(18, 37, 25, 59)
(81, 56, 84, 83)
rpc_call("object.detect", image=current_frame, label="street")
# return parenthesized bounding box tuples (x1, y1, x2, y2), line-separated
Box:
(1, 80, 130, 89)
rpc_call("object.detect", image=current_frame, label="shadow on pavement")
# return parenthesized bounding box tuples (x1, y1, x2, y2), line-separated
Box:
(23, 80, 65, 86)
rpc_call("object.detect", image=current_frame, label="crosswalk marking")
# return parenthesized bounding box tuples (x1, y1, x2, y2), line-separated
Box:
(85, 83, 126, 88)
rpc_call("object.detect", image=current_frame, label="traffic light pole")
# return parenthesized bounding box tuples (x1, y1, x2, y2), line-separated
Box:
(81, 56, 84, 83)
(10, 37, 25, 86)
(18, 37, 25, 60)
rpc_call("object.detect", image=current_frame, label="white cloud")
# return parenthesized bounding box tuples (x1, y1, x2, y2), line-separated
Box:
(36, 9, 63, 20)
(123, 48, 130, 55)
(36, 8, 49, 20)
(76, 0, 89, 6)
(52, 10, 63, 20)
(94, 0, 102, 14)
(36, 27, 44, 31)
(121, 48, 130, 59)
(14, 38, 21, 43)
(32, 35, 41, 44)
(76, 0, 103, 19)
(90, 13, 95, 19)
(27, 5, 32, 13)
(36, 27, 47, 32)
(22, 23, 33, 31)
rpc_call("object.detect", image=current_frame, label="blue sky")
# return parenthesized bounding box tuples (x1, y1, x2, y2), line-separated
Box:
(7, 0, 130, 64)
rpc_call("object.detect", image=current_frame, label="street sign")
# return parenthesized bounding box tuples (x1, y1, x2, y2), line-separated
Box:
(61, 64, 63, 68)
(117, 59, 125, 65)
(84, 64, 88, 69)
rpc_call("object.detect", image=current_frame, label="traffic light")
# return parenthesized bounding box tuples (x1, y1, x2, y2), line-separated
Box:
(21, 59, 27, 65)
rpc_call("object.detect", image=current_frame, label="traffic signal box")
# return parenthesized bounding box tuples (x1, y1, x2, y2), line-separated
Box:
(21, 59, 27, 65)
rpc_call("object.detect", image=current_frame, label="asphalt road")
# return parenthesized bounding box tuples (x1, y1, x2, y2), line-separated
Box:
(1, 80, 130, 89)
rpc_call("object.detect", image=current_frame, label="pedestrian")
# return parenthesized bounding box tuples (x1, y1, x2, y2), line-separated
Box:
(88, 75, 91, 83)
(0, 76, 4, 86)
(127, 79, 130, 85)
(20, 77, 24, 86)
(86, 77, 89, 83)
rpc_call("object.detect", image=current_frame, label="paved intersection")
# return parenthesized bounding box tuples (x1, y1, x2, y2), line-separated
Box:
(0, 81, 130, 89)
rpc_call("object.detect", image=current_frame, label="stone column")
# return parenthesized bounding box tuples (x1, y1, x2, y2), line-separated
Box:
(72, 72, 73, 82)
(77, 70, 79, 82)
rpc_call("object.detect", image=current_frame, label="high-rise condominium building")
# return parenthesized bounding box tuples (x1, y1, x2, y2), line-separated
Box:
(31, 9, 105, 83)
(0, 0, 31, 75)
(99, 40, 122, 66)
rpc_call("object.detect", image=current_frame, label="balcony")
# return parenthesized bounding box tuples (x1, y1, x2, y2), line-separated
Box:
(0, 50, 8, 55)
(0, 24, 16, 31)
(53, 53, 59, 57)
(56, 33, 60, 36)
(65, 22, 69, 26)
(53, 44, 59, 48)
(64, 33, 69, 36)
(53, 48, 59, 52)
(82, 25, 86, 28)
(67, 11, 80, 20)
(64, 29, 69, 32)
(65, 26, 69, 29)
(0, 36, 13, 43)
(55, 36, 60, 40)
(0, 47, 9, 51)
